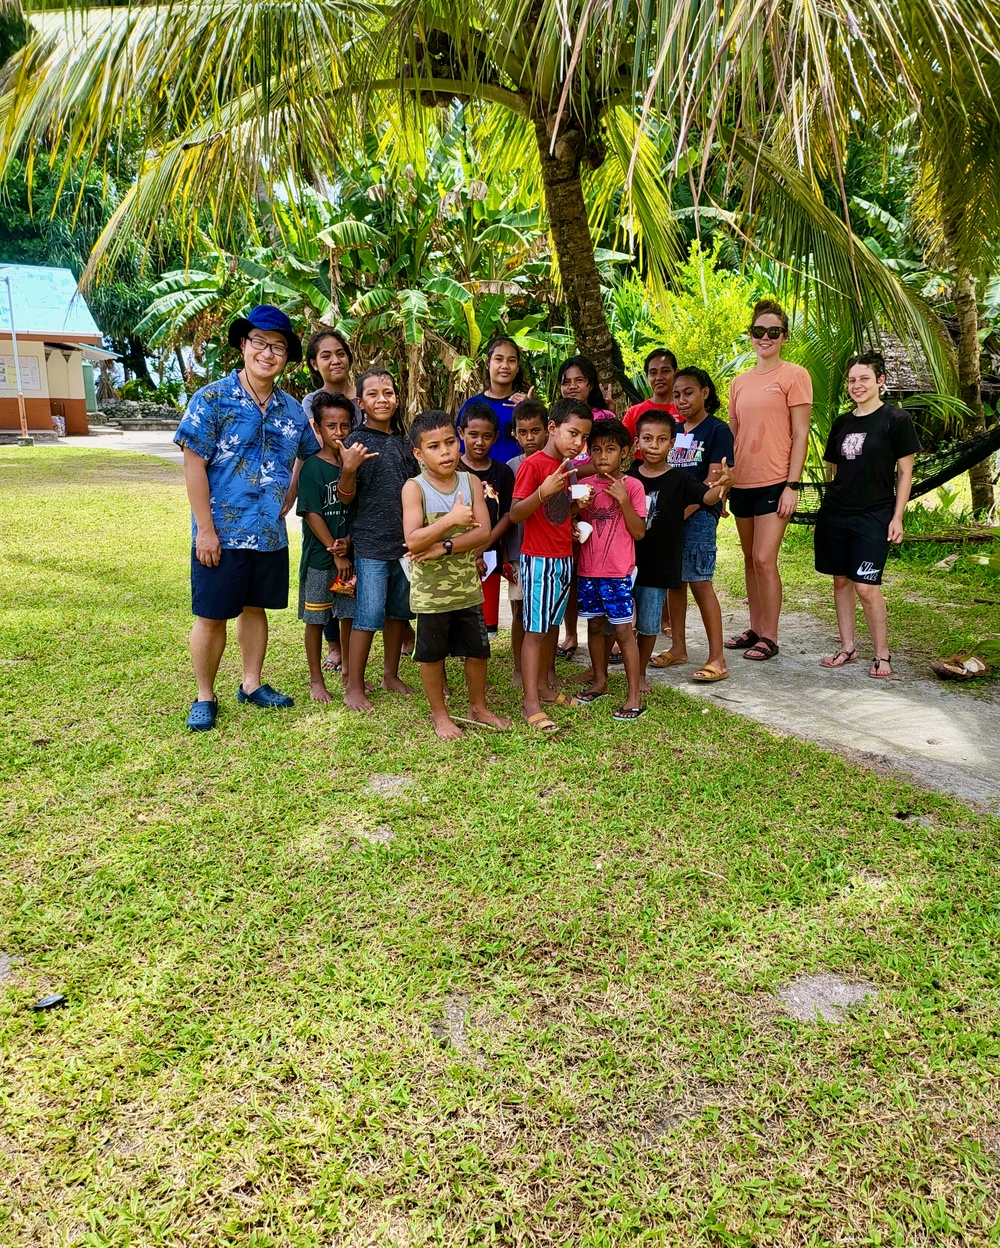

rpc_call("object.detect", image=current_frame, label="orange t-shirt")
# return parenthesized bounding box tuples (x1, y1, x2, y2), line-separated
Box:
(728, 361, 812, 488)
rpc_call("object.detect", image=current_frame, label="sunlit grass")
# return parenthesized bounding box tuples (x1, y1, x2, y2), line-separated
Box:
(1, 448, 999, 1247)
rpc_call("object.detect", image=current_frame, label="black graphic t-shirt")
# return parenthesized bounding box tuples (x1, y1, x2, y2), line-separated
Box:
(344, 425, 419, 560)
(822, 404, 922, 515)
(628, 465, 708, 589)
(461, 458, 514, 553)
(667, 414, 734, 517)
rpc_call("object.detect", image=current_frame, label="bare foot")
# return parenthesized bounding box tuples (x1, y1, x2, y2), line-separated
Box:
(546, 672, 564, 690)
(511, 671, 523, 688)
(469, 706, 511, 730)
(639, 676, 651, 695)
(309, 679, 333, 704)
(432, 712, 463, 740)
(382, 675, 414, 697)
(569, 667, 596, 684)
(344, 687, 375, 712)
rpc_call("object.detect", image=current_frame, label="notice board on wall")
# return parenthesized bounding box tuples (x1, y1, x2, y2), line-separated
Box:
(0, 354, 41, 390)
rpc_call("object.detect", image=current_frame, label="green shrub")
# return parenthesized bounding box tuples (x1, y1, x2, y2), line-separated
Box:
(608, 240, 758, 409)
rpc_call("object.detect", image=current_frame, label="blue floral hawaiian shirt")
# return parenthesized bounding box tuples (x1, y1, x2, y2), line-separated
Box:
(174, 370, 320, 551)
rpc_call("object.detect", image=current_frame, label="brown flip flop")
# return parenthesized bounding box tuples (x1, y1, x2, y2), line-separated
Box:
(649, 652, 686, 668)
(692, 665, 728, 683)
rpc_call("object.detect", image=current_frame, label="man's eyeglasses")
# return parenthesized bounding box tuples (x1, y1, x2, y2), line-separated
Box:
(750, 325, 784, 340)
(246, 336, 288, 357)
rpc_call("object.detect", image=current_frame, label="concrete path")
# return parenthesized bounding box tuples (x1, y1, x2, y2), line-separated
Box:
(39, 432, 1000, 809)
(60, 428, 184, 466)
(629, 606, 1000, 811)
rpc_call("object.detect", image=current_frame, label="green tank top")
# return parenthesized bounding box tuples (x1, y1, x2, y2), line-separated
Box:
(409, 471, 484, 614)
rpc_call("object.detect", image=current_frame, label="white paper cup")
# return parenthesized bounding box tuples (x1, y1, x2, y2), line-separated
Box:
(576, 521, 593, 544)
(570, 483, 590, 500)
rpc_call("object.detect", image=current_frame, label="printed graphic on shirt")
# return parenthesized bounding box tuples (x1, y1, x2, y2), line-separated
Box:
(590, 489, 621, 541)
(644, 490, 660, 530)
(482, 480, 500, 505)
(668, 437, 704, 468)
(542, 491, 572, 526)
(842, 431, 867, 460)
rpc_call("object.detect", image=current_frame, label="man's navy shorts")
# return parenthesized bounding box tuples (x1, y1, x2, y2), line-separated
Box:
(191, 547, 289, 620)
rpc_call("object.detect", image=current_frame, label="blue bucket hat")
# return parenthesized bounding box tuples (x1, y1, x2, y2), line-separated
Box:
(228, 304, 303, 364)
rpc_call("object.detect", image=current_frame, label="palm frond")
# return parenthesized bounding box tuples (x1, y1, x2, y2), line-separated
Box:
(729, 133, 956, 392)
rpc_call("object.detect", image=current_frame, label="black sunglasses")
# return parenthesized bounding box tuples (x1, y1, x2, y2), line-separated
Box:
(750, 325, 784, 340)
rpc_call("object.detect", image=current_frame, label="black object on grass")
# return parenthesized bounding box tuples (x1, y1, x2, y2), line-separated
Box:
(32, 994, 67, 1011)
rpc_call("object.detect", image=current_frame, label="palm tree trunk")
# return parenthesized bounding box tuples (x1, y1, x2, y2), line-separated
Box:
(532, 117, 618, 399)
(953, 267, 994, 517)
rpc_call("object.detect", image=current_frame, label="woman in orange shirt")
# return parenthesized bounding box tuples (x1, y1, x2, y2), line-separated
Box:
(725, 300, 812, 661)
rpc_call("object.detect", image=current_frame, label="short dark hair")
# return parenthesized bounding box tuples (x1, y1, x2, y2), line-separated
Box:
(459, 401, 498, 431)
(636, 408, 678, 435)
(311, 391, 356, 425)
(356, 367, 396, 398)
(513, 398, 548, 426)
(644, 348, 677, 372)
(549, 397, 593, 427)
(588, 418, 632, 450)
(846, 352, 887, 380)
(305, 329, 354, 389)
(673, 367, 721, 415)
(409, 408, 456, 449)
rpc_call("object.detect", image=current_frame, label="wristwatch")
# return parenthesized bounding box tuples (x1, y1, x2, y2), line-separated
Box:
(786, 481, 803, 490)
(443, 539, 454, 555)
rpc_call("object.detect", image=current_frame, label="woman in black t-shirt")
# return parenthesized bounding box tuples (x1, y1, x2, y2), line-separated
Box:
(814, 352, 921, 679)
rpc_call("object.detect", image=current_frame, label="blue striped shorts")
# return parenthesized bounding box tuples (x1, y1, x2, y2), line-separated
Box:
(520, 555, 573, 634)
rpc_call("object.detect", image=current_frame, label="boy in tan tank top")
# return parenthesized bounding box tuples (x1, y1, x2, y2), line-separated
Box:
(402, 410, 512, 741)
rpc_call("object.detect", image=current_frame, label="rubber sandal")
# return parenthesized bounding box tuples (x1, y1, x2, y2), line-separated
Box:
(691, 666, 728, 683)
(613, 705, 647, 721)
(237, 683, 295, 708)
(525, 712, 559, 733)
(322, 656, 342, 673)
(743, 638, 779, 661)
(555, 644, 578, 659)
(553, 692, 582, 708)
(649, 652, 686, 668)
(820, 648, 857, 668)
(186, 698, 218, 732)
(577, 688, 608, 703)
(869, 655, 893, 679)
(608, 651, 624, 665)
(725, 629, 759, 650)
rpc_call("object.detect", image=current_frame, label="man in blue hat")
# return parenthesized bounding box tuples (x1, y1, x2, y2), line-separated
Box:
(174, 305, 321, 730)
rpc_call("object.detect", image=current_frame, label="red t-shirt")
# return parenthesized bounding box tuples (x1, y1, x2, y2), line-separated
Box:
(623, 400, 682, 462)
(623, 399, 681, 442)
(513, 449, 574, 559)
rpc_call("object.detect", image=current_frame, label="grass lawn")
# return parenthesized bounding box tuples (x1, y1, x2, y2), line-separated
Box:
(2, 447, 999, 1248)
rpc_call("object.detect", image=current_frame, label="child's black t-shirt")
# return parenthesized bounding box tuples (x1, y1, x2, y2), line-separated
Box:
(461, 458, 514, 553)
(822, 404, 922, 515)
(628, 465, 708, 589)
(343, 425, 419, 560)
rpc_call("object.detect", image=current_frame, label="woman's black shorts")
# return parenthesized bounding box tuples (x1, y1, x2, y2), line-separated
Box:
(728, 481, 786, 518)
(814, 507, 892, 585)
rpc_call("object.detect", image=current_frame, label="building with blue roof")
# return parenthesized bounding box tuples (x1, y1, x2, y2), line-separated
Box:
(0, 263, 113, 436)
